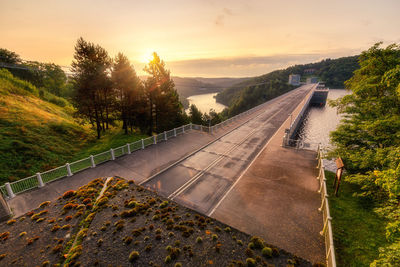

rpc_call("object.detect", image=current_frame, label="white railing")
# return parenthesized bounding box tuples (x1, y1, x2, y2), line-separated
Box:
(0, 86, 304, 199)
(316, 144, 337, 267)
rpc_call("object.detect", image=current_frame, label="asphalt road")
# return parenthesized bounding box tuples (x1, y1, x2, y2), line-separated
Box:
(142, 84, 314, 215)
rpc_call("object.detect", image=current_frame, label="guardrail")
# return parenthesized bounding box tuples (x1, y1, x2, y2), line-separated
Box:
(316, 144, 337, 267)
(282, 85, 316, 146)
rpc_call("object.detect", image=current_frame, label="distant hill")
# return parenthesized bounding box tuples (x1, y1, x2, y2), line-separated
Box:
(0, 176, 312, 266)
(216, 55, 359, 115)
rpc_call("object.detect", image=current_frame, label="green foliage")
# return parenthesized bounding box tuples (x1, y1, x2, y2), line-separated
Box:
(216, 55, 359, 115)
(328, 43, 400, 266)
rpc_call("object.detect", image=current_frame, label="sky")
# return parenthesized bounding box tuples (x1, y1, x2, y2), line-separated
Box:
(1, 0, 400, 77)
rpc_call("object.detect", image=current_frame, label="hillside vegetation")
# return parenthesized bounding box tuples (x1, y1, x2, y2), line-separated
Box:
(0, 69, 146, 184)
(0, 69, 91, 183)
(0, 177, 312, 266)
(216, 56, 359, 116)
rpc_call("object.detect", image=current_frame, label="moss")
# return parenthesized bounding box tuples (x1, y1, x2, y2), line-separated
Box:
(165, 255, 171, 263)
(261, 247, 272, 258)
(6, 219, 16, 225)
(128, 251, 139, 262)
(123, 236, 132, 245)
(36, 218, 45, 223)
(39, 201, 51, 208)
(61, 224, 71, 230)
(19, 232, 27, 237)
(62, 190, 76, 199)
(51, 224, 61, 232)
(159, 201, 169, 208)
(246, 258, 256, 267)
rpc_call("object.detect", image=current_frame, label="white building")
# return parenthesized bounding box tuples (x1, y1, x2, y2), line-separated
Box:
(288, 74, 301, 86)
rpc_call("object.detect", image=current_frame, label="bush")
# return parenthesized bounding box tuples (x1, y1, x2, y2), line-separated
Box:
(246, 258, 257, 267)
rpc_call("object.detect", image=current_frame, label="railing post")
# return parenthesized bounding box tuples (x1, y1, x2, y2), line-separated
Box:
(164, 131, 167, 141)
(36, 173, 44, 187)
(110, 149, 115, 160)
(127, 143, 131, 154)
(190, 123, 193, 130)
(5, 182, 15, 198)
(153, 135, 157, 144)
(183, 126, 185, 133)
(141, 139, 145, 149)
(90, 155, 96, 168)
(174, 128, 177, 137)
(200, 125, 203, 132)
(66, 163, 73, 176)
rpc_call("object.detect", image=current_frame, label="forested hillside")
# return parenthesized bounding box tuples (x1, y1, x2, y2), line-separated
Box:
(216, 56, 359, 116)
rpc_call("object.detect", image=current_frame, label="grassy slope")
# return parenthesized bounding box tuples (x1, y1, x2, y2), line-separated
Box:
(0, 70, 146, 184)
(325, 171, 388, 267)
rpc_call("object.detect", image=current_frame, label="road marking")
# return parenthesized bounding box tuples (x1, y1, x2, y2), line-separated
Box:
(207, 87, 316, 216)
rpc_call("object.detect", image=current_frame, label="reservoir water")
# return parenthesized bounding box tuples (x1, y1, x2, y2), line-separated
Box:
(297, 89, 350, 170)
(186, 93, 227, 114)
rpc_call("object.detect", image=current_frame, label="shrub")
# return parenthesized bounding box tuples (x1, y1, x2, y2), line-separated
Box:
(51, 225, 61, 232)
(224, 227, 231, 232)
(42, 260, 50, 266)
(52, 244, 63, 253)
(155, 228, 162, 234)
(65, 216, 72, 221)
(145, 244, 152, 252)
(246, 258, 257, 267)
(165, 255, 171, 263)
(96, 196, 109, 206)
(214, 226, 221, 232)
(61, 224, 71, 230)
(123, 236, 132, 245)
(0, 254, 6, 260)
(0, 232, 10, 241)
(36, 218, 45, 223)
(97, 239, 103, 246)
(129, 251, 139, 262)
(212, 234, 218, 240)
(261, 247, 272, 258)
(248, 242, 255, 249)
(175, 263, 182, 267)
(196, 237, 203, 243)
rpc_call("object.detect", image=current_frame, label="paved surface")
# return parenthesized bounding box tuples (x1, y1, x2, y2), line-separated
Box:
(211, 98, 325, 263)
(7, 96, 270, 217)
(143, 84, 315, 215)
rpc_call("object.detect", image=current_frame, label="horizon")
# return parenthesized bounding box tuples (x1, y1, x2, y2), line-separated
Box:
(1, 0, 400, 77)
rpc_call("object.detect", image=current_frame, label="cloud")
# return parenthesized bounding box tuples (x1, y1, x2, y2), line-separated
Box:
(214, 7, 233, 26)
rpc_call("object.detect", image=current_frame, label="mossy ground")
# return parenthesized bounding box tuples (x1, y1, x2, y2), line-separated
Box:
(0, 177, 312, 267)
(325, 171, 389, 267)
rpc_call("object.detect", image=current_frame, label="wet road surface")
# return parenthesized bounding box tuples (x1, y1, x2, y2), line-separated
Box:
(142, 84, 315, 215)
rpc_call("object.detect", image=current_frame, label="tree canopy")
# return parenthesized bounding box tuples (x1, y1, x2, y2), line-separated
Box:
(329, 43, 400, 265)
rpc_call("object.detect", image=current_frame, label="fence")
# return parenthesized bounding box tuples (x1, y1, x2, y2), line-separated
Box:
(316, 144, 337, 267)
(0, 85, 309, 199)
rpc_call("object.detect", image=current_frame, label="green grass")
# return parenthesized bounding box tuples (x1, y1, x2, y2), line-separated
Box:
(325, 171, 389, 267)
(0, 69, 147, 185)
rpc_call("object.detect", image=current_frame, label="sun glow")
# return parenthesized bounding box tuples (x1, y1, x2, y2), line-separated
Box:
(139, 51, 155, 63)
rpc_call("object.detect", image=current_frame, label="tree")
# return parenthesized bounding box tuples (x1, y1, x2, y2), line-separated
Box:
(0, 48, 21, 64)
(112, 53, 142, 134)
(329, 43, 400, 265)
(189, 104, 204, 125)
(143, 52, 185, 133)
(71, 37, 112, 139)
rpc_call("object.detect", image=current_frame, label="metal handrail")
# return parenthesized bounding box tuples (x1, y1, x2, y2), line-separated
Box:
(316, 144, 337, 267)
